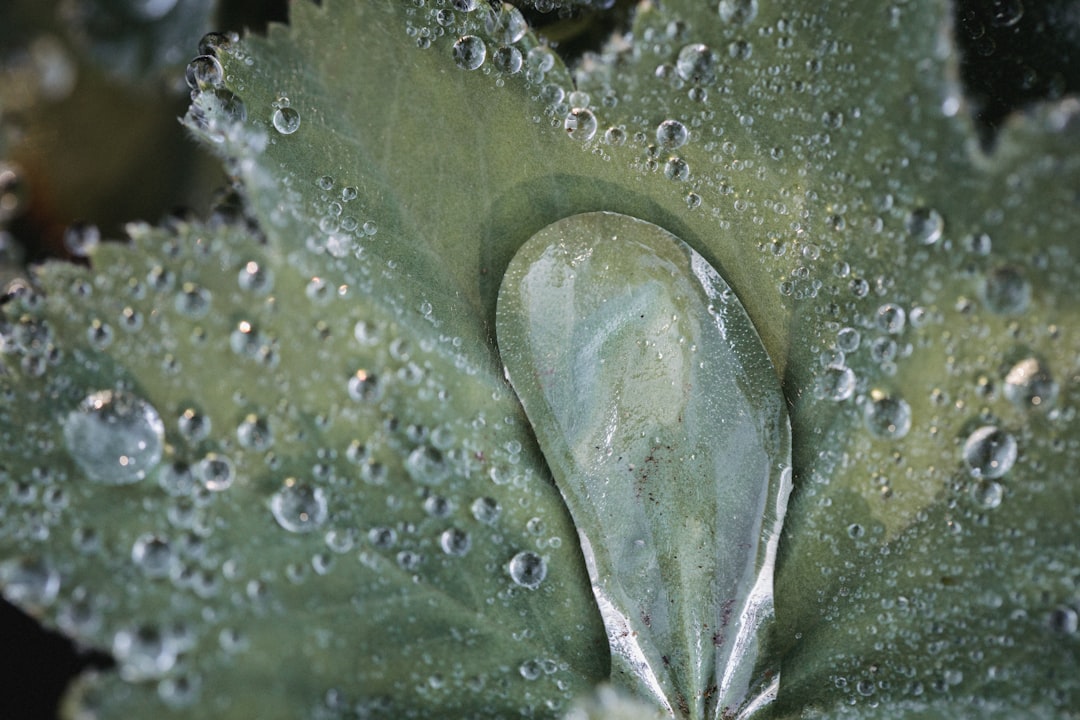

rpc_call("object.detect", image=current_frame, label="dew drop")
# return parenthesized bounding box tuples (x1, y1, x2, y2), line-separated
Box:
(439, 528, 472, 556)
(508, 551, 546, 589)
(970, 479, 1004, 509)
(718, 0, 758, 25)
(453, 35, 487, 70)
(904, 207, 944, 245)
(675, 43, 718, 84)
(492, 45, 523, 73)
(236, 414, 273, 450)
(471, 496, 501, 524)
(271, 106, 301, 135)
(564, 108, 597, 142)
(270, 480, 329, 533)
(347, 369, 384, 403)
(0, 557, 60, 608)
(664, 157, 690, 181)
(63, 390, 165, 485)
(406, 445, 450, 485)
(197, 453, 235, 491)
(962, 426, 1017, 479)
(1003, 357, 1057, 410)
(113, 625, 177, 681)
(982, 265, 1030, 315)
(864, 395, 912, 439)
(62, 222, 100, 257)
(185, 55, 223, 90)
(484, 3, 527, 44)
(816, 366, 856, 401)
(656, 119, 689, 149)
(876, 303, 906, 334)
(131, 534, 173, 578)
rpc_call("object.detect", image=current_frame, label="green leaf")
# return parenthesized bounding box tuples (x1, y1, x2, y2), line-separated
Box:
(0, 215, 607, 718)
(496, 211, 791, 719)
(1, 0, 1079, 716)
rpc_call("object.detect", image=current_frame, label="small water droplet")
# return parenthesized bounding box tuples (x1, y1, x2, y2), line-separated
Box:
(271, 479, 329, 533)
(564, 108, 597, 142)
(816, 366, 856, 401)
(131, 534, 173, 578)
(656, 119, 689, 149)
(185, 55, 223, 90)
(453, 35, 487, 70)
(0, 557, 60, 608)
(439, 528, 472, 556)
(197, 453, 235, 491)
(484, 3, 527, 44)
(271, 106, 301, 135)
(113, 625, 177, 680)
(508, 551, 546, 589)
(492, 45, 523, 73)
(982, 265, 1030, 315)
(1003, 357, 1057, 410)
(406, 445, 449, 485)
(718, 0, 758, 24)
(471, 496, 501, 524)
(962, 426, 1017, 479)
(904, 207, 944, 245)
(864, 394, 912, 439)
(347, 369, 384, 403)
(63, 222, 100, 257)
(876, 303, 906, 334)
(63, 390, 165, 485)
(675, 43, 718, 84)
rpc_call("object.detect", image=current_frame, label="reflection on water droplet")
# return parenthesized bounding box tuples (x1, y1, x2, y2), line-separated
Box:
(962, 425, 1017, 479)
(453, 35, 487, 70)
(508, 551, 546, 589)
(271, 480, 328, 533)
(63, 390, 165, 485)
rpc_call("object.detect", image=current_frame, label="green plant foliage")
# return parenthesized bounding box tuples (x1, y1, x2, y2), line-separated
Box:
(0, 0, 1078, 717)
(497, 211, 790, 718)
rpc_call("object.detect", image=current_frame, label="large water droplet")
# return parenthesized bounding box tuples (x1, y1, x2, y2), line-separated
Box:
(962, 425, 1017, 479)
(816, 366, 856, 401)
(270, 479, 328, 533)
(63, 390, 165, 485)
(508, 551, 546, 589)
